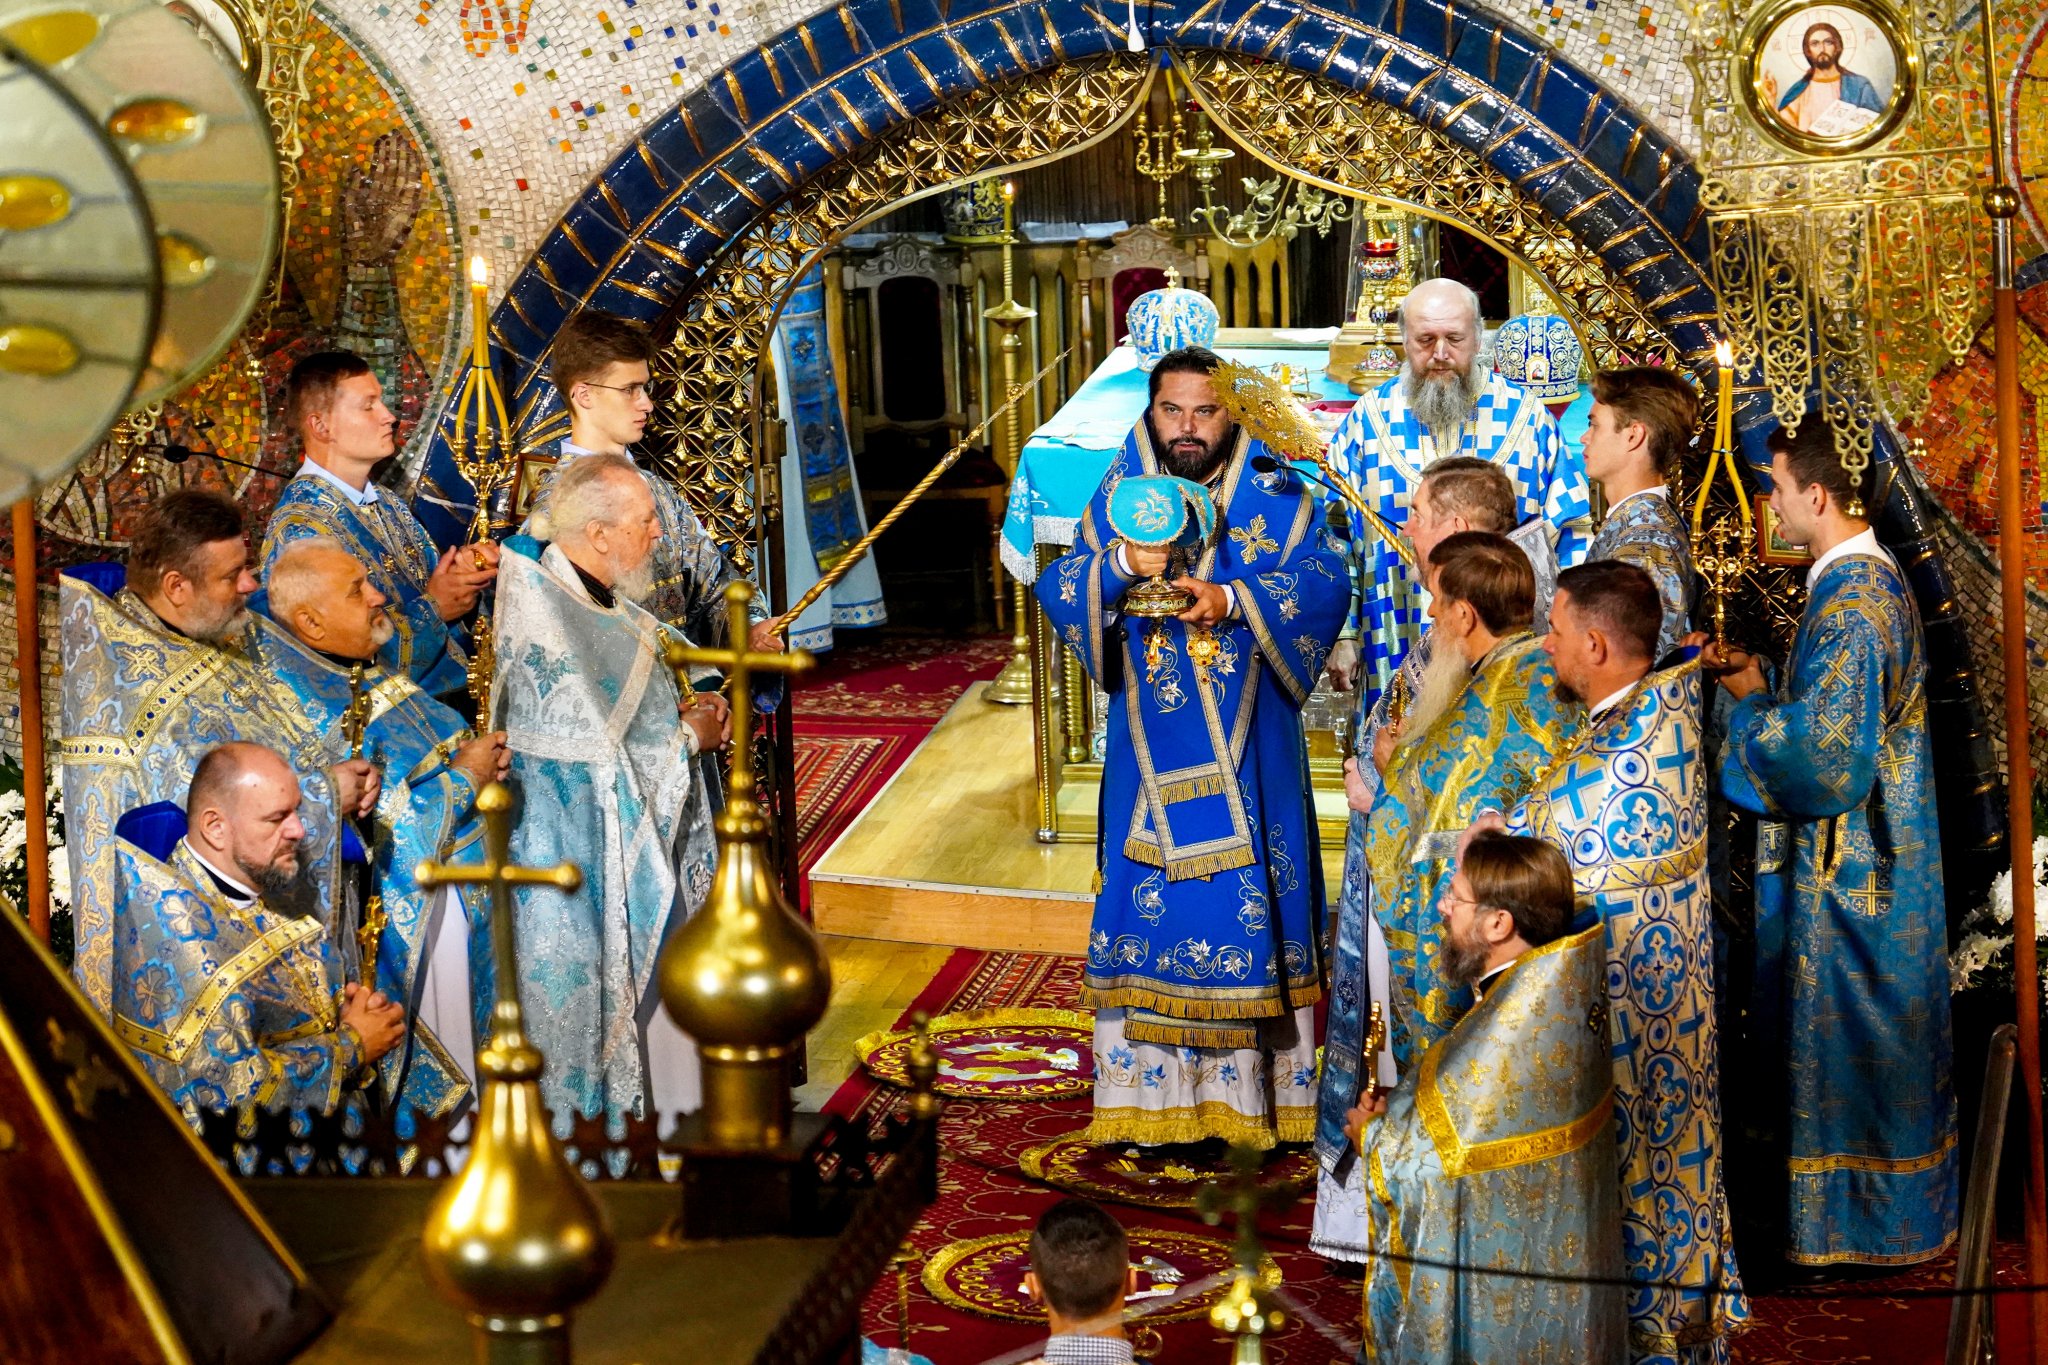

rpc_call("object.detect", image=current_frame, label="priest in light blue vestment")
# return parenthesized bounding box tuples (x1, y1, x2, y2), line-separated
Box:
(1036, 347, 1347, 1148)
(1356, 835, 1624, 1365)
(1322, 279, 1591, 724)
(1710, 426, 1956, 1270)
(1508, 562, 1747, 1364)
(490, 453, 721, 1130)
(252, 536, 506, 1108)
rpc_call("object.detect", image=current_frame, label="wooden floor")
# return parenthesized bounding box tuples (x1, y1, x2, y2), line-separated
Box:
(809, 681, 1346, 955)
(809, 682, 1098, 954)
(792, 934, 955, 1113)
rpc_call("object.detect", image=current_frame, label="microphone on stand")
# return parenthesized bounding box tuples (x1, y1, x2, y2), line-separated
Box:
(158, 442, 294, 480)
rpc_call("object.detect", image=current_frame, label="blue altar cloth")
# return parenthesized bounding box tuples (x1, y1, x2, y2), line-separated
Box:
(1002, 342, 1592, 580)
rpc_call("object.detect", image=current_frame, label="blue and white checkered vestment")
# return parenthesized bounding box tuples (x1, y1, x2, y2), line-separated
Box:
(1324, 370, 1591, 723)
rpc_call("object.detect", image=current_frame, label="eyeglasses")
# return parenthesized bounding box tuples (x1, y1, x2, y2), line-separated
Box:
(582, 381, 650, 401)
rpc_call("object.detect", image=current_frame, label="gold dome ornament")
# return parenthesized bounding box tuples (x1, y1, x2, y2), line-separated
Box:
(414, 783, 613, 1365)
(659, 582, 825, 1152)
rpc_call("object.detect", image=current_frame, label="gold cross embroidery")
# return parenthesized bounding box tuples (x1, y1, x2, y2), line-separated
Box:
(1229, 514, 1278, 563)
(1815, 710, 1856, 750)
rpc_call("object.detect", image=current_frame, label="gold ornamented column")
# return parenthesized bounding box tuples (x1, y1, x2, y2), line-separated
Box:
(984, 180, 1038, 708)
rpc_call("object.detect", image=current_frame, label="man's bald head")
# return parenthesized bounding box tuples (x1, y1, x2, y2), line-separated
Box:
(266, 537, 393, 660)
(1402, 278, 1483, 346)
(186, 743, 306, 898)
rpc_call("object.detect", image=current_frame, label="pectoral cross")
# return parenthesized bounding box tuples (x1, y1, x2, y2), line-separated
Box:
(341, 664, 372, 760)
(1357, 1002, 1386, 1105)
(414, 782, 582, 1056)
(662, 582, 814, 821)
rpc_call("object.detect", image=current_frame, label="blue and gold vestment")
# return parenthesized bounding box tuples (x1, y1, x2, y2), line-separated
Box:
(1721, 548, 1957, 1268)
(247, 617, 481, 1117)
(109, 840, 369, 1117)
(1360, 633, 1578, 1073)
(1324, 371, 1591, 722)
(1586, 489, 1695, 659)
(261, 470, 469, 701)
(1037, 422, 1346, 1144)
(1361, 924, 1626, 1364)
(1510, 656, 1748, 1364)
(59, 579, 345, 1016)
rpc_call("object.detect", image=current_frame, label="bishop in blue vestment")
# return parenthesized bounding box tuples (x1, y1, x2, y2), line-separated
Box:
(1036, 348, 1347, 1147)
(1710, 427, 1956, 1269)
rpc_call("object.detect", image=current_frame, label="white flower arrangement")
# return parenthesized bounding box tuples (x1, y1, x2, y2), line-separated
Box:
(1950, 834, 2048, 996)
(0, 785, 70, 915)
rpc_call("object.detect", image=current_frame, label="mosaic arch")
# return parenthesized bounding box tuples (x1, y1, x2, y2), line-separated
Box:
(419, 0, 2002, 887)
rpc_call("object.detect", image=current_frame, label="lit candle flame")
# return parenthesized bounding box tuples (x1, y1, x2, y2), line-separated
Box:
(1002, 180, 1015, 201)
(1714, 339, 1734, 367)
(469, 254, 489, 288)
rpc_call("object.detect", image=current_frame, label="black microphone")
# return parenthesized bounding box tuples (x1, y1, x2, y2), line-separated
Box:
(159, 443, 294, 480)
(1251, 453, 1331, 491)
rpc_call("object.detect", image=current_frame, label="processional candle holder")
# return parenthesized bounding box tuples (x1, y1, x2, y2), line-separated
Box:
(414, 783, 609, 1365)
(1688, 342, 1753, 647)
(451, 254, 516, 715)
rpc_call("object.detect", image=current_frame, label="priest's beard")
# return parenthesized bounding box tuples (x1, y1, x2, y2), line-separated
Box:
(1440, 914, 1494, 989)
(187, 601, 253, 645)
(237, 849, 304, 901)
(611, 550, 657, 603)
(368, 612, 396, 649)
(1402, 360, 1484, 438)
(1150, 420, 1235, 483)
(1395, 633, 1475, 757)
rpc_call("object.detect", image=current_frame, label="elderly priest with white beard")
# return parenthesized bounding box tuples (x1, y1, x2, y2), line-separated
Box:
(1321, 277, 1592, 724)
(490, 451, 727, 1135)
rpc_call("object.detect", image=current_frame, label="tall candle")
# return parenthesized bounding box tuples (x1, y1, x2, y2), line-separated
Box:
(1001, 181, 1016, 300)
(470, 254, 490, 369)
(1713, 339, 1734, 458)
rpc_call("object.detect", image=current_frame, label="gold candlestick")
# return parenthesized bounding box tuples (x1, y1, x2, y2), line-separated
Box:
(415, 784, 607, 1365)
(1131, 70, 1185, 231)
(1689, 341, 1751, 537)
(986, 181, 1039, 708)
(453, 254, 516, 716)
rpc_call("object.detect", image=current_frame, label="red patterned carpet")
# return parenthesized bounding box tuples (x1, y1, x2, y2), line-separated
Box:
(791, 630, 1011, 903)
(795, 633, 2039, 1362)
(836, 948, 2037, 1365)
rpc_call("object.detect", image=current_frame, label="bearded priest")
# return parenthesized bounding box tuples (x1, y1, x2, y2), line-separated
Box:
(1321, 278, 1592, 723)
(491, 451, 725, 1133)
(59, 489, 377, 1016)
(1035, 346, 1348, 1149)
(252, 537, 510, 1104)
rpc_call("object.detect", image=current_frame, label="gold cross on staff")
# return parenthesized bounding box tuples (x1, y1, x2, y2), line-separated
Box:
(414, 782, 581, 1049)
(663, 582, 814, 826)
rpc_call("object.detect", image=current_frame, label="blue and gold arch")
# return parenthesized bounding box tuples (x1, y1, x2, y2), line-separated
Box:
(412, 0, 2002, 890)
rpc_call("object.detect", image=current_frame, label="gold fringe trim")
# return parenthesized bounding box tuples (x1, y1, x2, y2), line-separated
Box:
(1085, 1101, 1318, 1151)
(1124, 1017, 1259, 1049)
(1119, 838, 1260, 880)
(1157, 773, 1230, 805)
(1082, 980, 1324, 1019)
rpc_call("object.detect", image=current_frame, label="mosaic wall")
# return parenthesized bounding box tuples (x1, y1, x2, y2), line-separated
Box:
(1, 6, 460, 756)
